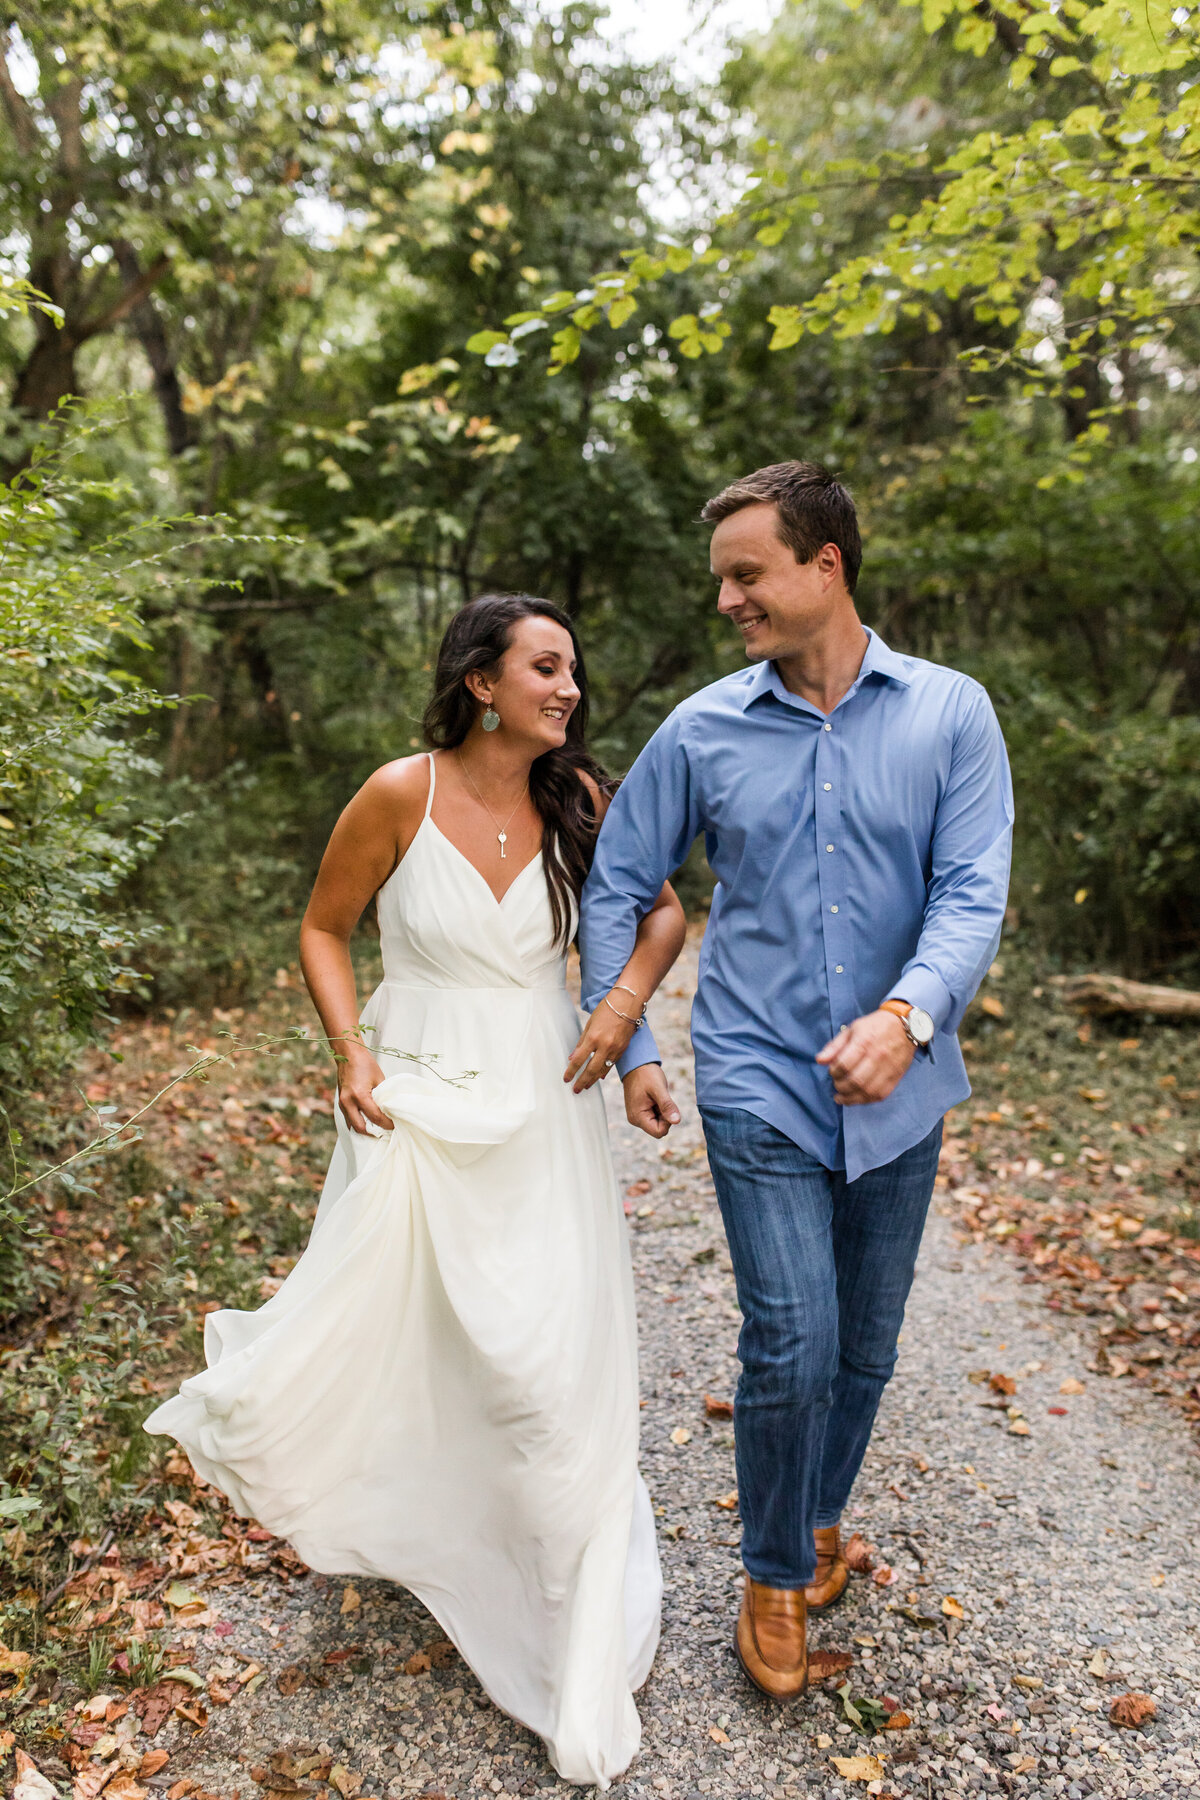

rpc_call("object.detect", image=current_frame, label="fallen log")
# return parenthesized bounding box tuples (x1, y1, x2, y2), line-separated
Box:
(1051, 973, 1200, 1019)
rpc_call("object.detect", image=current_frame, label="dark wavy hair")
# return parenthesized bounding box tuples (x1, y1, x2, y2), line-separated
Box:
(422, 594, 614, 947)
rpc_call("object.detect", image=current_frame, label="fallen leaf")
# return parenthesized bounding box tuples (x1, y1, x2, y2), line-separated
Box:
(428, 1640, 457, 1668)
(1088, 1649, 1109, 1680)
(1012, 1756, 1038, 1774)
(1150, 1571, 1165, 1588)
(339, 1584, 360, 1614)
(843, 1533, 875, 1573)
(162, 1582, 207, 1615)
(1047, 1407, 1068, 1416)
(72, 1768, 112, 1800)
(166, 1784, 195, 1800)
(989, 1372, 1016, 1396)
(275, 1665, 308, 1695)
(136, 1754, 168, 1780)
(1009, 1418, 1032, 1436)
(884, 1712, 911, 1730)
(173, 1700, 207, 1729)
(235, 1661, 264, 1686)
(941, 1596, 965, 1619)
(713, 1490, 738, 1511)
(1012, 1675, 1043, 1691)
(206, 1675, 234, 1705)
(329, 1767, 361, 1799)
(829, 1754, 885, 1780)
(625, 1179, 652, 1198)
(1059, 1378, 1086, 1395)
(708, 1726, 729, 1744)
(104, 1778, 148, 1800)
(872, 1564, 898, 1587)
(133, 1682, 192, 1737)
(966, 1369, 991, 1385)
(404, 1651, 431, 1676)
(1109, 1691, 1157, 1729)
(808, 1649, 854, 1681)
(704, 1394, 734, 1420)
(0, 1645, 31, 1675)
(979, 996, 1005, 1019)
(670, 1427, 691, 1446)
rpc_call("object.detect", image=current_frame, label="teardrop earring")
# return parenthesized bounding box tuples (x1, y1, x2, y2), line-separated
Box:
(481, 705, 500, 733)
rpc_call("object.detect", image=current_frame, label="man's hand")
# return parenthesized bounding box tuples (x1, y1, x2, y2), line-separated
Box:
(816, 1009, 914, 1106)
(623, 1063, 681, 1138)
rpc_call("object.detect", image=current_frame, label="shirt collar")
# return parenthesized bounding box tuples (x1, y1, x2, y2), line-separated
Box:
(740, 626, 912, 713)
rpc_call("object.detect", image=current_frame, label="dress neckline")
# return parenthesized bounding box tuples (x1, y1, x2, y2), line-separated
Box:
(421, 816, 545, 908)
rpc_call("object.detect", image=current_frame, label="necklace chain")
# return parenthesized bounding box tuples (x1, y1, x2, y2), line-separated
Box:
(456, 751, 529, 859)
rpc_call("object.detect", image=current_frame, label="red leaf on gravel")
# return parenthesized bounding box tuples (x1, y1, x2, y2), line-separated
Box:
(134, 1681, 192, 1738)
(843, 1533, 875, 1574)
(1109, 1691, 1157, 1728)
(704, 1394, 734, 1420)
(808, 1649, 854, 1681)
(625, 1180, 651, 1198)
(988, 1372, 1016, 1396)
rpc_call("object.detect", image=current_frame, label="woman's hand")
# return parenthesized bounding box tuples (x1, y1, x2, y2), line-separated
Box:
(336, 1044, 394, 1135)
(563, 991, 641, 1093)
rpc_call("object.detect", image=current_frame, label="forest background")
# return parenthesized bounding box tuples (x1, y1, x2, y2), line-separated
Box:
(4, 0, 1200, 1688)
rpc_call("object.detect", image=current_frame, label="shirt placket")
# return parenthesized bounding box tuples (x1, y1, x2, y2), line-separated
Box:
(813, 711, 853, 1039)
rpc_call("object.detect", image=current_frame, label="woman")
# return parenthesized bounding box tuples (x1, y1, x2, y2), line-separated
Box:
(145, 594, 686, 1788)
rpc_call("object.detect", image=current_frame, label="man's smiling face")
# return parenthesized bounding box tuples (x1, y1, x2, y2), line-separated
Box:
(710, 501, 843, 664)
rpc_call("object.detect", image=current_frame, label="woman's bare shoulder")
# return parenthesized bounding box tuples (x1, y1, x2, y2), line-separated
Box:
(341, 753, 431, 831)
(362, 753, 431, 799)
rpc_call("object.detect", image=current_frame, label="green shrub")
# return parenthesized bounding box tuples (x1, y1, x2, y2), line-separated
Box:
(0, 430, 179, 1112)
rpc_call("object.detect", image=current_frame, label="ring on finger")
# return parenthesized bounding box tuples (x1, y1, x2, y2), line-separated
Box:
(604, 1059, 614, 1070)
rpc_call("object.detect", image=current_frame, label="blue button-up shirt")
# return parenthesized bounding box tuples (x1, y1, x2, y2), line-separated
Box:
(579, 629, 1014, 1182)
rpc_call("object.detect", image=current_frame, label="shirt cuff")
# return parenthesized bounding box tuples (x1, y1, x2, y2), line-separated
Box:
(884, 966, 954, 1033)
(616, 1023, 662, 1080)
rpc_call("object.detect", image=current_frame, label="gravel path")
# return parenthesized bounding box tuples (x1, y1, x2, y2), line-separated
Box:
(163, 945, 1200, 1800)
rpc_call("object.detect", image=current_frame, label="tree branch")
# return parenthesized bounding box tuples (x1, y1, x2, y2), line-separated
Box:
(78, 254, 170, 343)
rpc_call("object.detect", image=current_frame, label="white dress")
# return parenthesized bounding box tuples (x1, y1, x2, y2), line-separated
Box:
(145, 754, 662, 1787)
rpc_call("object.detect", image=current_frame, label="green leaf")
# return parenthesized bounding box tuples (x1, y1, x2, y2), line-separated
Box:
(465, 330, 507, 354)
(607, 294, 637, 329)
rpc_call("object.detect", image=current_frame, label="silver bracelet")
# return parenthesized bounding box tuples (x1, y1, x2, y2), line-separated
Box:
(603, 994, 645, 1026)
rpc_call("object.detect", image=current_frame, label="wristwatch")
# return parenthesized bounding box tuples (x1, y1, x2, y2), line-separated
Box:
(880, 998, 935, 1050)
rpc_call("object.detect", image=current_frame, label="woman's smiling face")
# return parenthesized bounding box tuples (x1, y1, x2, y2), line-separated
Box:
(468, 615, 581, 748)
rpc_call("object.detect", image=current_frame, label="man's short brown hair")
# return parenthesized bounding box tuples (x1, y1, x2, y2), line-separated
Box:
(700, 460, 862, 595)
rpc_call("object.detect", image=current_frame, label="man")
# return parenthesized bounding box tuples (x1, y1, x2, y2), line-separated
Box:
(578, 461, 1012, 1700)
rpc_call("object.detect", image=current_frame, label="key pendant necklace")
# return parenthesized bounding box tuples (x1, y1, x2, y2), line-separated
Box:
(457, 752, 529, 859)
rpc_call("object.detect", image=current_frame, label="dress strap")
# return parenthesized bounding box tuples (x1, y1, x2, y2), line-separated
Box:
(424, 751, 437, 820)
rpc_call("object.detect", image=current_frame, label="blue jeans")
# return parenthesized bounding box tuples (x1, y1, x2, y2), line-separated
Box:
(700, 1106, 942, 1589)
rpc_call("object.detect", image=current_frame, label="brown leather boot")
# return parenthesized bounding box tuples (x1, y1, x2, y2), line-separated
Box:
(735, 1576, 808, 1700)
(805, 1524, 849, 1612)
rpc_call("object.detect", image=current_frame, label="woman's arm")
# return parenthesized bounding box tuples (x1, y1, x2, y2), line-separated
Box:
(564, 880, 687, 1093)
(299, 761, 423, 1134)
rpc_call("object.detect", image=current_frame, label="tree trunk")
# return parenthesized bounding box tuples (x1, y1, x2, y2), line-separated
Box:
(114, 241, 195, 458)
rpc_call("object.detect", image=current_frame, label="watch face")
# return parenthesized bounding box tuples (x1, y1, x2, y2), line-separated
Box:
(908, 1007, 935, 1045)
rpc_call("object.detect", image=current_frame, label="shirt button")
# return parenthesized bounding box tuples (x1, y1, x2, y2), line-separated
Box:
(830, 904, 838, 913)
(826, 843, 835, 852)
(823, 782, 832, 791)
(823, 722, 832, 732)
(835, 964, 844, 974)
